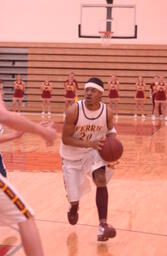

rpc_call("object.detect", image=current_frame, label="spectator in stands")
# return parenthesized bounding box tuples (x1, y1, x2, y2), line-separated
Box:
(41, 79, 53, 117)
(64, 72, 78, 114)
(134, 76, 146, 119)
(108, 75, 119, 120)
(150, 75, 162, 118)
(152, 76, 167, 120)
(13, 74, 25, 112)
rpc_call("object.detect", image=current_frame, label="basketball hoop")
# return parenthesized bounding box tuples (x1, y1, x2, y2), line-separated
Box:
(99, 31, 113, 46)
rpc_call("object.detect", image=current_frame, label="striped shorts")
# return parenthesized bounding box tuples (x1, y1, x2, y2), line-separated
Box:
(0, 174, 34, 226)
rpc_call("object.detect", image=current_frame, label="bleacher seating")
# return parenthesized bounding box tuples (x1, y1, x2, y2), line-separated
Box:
(0, 42, 167, 115)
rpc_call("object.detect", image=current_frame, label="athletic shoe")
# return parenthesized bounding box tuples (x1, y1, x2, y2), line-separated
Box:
(67, 207, 79, 225)
(41, 111, 45, 116)
(97, 223, 116, 241)
(141, 114, 145, 119)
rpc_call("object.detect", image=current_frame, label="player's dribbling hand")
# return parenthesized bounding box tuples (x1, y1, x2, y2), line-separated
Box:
(91, 139, 105, 151)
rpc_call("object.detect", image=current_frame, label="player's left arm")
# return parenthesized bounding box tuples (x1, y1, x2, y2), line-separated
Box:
(0, 93, 56, 145)
(106, 106, 117, 138)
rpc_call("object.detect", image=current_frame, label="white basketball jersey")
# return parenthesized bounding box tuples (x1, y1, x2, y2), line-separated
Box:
(60, 100, 108, 160)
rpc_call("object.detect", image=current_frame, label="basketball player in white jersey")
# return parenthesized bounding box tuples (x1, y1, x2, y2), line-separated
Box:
(0, 92, 57, 256)
(60, 77, 117, 241)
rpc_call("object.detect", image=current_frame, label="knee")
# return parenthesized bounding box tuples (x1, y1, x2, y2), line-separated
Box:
(93, 173, 106, 187)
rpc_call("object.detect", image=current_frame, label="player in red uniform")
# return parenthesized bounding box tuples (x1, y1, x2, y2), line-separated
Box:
(13, 74, 25, 112)
(64, 73, 78, 114)
(41, 80, 52, 117)
(134, 76, 146, 119)
(108, 75, 119, 120)
(152, 76, 167, 120)
(150, 76, 162, 118)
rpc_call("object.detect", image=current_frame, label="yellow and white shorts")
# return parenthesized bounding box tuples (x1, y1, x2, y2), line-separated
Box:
(0, 174, 34, 226)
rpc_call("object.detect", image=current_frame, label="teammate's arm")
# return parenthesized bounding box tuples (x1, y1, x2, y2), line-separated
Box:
(0, 94, 56, 145)
(0, 131, 24, 144)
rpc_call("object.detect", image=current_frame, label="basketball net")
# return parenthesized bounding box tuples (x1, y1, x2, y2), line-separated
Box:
(99, 31, 113, 46)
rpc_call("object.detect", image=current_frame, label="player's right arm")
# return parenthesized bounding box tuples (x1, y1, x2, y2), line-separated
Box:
(62, 104, 104, 150)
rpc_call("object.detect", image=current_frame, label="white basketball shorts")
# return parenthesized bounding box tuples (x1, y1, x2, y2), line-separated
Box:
(62, 149, 113, 202)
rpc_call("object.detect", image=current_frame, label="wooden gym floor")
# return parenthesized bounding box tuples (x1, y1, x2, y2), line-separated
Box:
(0, 113, 167, 256)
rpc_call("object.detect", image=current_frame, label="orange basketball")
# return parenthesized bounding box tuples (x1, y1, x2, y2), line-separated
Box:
(99, 136, 123, 162)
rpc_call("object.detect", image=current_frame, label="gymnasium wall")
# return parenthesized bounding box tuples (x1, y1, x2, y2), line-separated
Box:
(0, 0, 166, 44)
